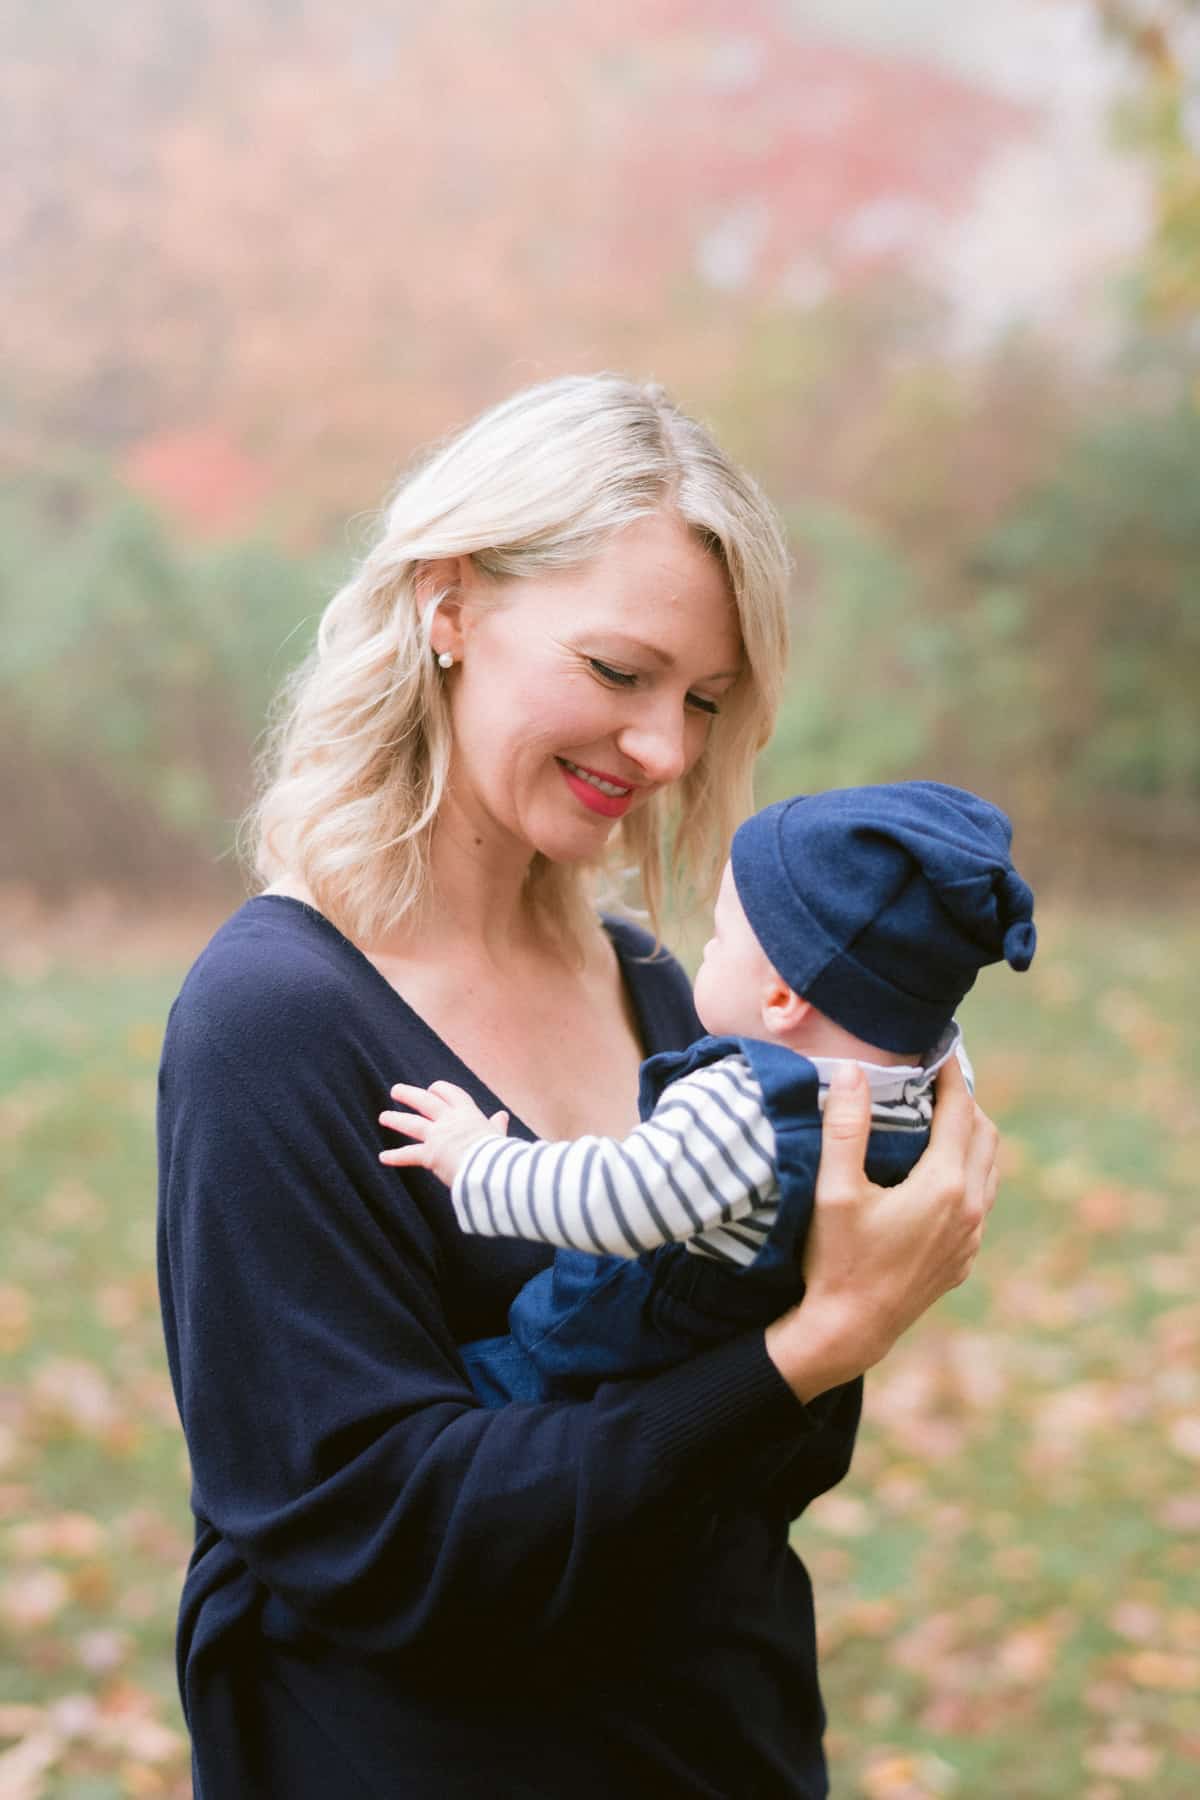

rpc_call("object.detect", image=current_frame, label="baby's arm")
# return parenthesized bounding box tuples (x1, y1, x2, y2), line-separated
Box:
(380, 1058, 777, 1258)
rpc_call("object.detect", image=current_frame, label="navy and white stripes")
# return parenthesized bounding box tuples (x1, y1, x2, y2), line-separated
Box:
(452, 1031, 966, 1271)
(454, 1058, 778, 1266)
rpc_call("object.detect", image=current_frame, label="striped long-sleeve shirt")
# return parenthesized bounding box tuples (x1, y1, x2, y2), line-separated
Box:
(452, 1029, 968, 1270)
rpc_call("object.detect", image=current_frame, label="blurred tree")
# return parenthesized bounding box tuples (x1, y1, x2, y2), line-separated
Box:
(0, 461, 329, 895)
(739, 305, 1200, 870)
(1093, 0, 1200, 324)
(1, 0, 1022, 533)
(968, 370, 1200, 848)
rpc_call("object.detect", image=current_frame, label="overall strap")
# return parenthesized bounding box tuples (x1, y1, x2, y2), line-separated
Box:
(638, 1034, 823, 1134)
(637, 1033, 745, 1118)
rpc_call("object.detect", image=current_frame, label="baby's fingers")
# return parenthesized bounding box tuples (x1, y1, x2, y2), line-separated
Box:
(378, 1108, 432, 1140)
(378, 1144, 434, 1168)
(388, 1082, 444, 1117)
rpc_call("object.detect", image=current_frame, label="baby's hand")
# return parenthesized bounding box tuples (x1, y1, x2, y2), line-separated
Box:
(379, 1080, 509, 1187)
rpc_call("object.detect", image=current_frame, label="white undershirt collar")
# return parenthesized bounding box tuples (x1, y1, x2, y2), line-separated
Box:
(807, 1021, 971, 1103)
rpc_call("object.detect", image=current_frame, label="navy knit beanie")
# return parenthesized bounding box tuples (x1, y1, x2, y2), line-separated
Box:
(729, 781, 1036, 1054)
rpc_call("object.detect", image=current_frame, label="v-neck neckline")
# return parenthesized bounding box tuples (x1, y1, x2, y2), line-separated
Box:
(249, 893, 658, 1143)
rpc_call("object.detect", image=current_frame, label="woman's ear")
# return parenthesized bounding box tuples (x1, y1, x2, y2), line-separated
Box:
(760, 979, 811, 1040)
(416, 557, 472, 661)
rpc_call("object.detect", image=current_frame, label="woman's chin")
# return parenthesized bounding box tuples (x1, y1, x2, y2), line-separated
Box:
(515, 796, 622, 866)
(534, 823, 617, 868)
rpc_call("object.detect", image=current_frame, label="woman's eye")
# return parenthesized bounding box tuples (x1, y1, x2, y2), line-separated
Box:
(587, 657, 638, 687)
(587, 656, 720, 715)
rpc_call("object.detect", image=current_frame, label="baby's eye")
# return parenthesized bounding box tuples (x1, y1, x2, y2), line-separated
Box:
(587, 657, 638, 687)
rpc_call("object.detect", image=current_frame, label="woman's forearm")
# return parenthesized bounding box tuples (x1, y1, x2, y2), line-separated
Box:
(763, 1296, 878, 1402)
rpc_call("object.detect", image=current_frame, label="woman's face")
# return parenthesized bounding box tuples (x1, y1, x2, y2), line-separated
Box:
(436, 511, 743, 868)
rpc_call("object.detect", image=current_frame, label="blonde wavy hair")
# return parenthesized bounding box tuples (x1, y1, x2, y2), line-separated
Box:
(249, 374, 791, 953)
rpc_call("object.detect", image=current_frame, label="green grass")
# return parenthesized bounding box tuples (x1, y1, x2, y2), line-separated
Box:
(1, 906, 1197, 1796)
(1, 962, 190, 1797)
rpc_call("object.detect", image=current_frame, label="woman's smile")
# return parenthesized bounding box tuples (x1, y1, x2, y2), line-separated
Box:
(556, 756, 639, 818)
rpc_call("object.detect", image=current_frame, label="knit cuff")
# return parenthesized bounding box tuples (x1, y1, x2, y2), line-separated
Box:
(632, 1331, 821, 1497)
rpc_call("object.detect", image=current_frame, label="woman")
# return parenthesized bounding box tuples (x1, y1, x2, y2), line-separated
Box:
(157, 375, 996, 1798)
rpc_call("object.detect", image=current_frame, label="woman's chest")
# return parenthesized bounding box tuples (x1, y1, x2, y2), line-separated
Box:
(438, 988, 645, 1139)
(374, 946, 648, 1141)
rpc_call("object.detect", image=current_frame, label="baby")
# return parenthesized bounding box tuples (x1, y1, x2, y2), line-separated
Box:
(380, 781, 1036, 1408)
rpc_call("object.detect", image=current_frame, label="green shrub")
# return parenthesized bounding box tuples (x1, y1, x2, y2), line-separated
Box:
(0, 466, 329, 893)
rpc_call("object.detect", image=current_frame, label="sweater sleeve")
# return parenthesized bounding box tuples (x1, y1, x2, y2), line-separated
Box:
(452, 1055, 777, 1256)
(157, 961, 810, 1659)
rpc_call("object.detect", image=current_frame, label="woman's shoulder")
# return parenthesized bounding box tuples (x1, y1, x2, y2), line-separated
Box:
(166, 896, 370, 1065)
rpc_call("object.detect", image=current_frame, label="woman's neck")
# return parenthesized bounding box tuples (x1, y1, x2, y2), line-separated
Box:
(264, 799, 594, 969)
(393, 805, 573, 966)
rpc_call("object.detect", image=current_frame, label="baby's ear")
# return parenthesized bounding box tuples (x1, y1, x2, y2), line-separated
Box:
(760, 979, 810, 1039)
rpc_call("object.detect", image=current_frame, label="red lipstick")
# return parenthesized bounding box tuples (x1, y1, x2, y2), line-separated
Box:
(557, 758, 637, 820)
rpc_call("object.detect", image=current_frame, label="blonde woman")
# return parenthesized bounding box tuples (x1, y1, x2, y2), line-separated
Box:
(157, 376, 996, 1799)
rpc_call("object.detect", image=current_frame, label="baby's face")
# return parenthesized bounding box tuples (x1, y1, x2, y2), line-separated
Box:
(692, 861, 781, 1039)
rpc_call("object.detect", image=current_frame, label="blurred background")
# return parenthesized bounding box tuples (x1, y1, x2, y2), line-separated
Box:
(1, 1, 1198, 1795)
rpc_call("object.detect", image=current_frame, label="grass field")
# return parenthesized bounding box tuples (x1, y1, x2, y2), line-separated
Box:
(1, 905, 1197, 1798)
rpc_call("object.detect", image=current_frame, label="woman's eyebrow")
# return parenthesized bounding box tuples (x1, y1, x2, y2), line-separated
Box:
(586, 632, 742, 682)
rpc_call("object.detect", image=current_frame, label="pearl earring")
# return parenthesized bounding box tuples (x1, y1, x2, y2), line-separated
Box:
(436, 650, 454, 669)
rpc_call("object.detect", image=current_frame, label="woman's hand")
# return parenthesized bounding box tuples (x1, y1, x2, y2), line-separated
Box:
(379, 1081, 509, 1187)
(765, 1057, 999, 1403)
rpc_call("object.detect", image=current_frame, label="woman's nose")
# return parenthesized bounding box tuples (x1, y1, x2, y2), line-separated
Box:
(617, 704, 694, 786)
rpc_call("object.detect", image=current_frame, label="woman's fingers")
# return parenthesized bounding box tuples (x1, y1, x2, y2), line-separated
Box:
(984, 1157, 1000, 1216)
(813, 1062, 872, 1205)
(965, 1102, 1000, 1218)
(926, 1055, 975, 1163)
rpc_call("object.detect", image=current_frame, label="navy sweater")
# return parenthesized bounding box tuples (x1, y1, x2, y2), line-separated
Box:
(157, 897, 857, 1798)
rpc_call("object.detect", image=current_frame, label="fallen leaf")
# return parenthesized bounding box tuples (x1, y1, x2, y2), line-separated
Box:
(862, 1749, 958, 1798)
(0, 1728, 62, 1800)
(1108, 1601, 1161, 1643)
(995, 1613, 1070, 1685)
(30, 1359, 119, 1438)
(46, 1693, 99, 1739)
(1125, 1650, 1200, 1691)
(811, 1493, 873, 1537)
(0, 1709, 42, 1742)
(0, 1566, 70, 1630)
(9, 1512, 106, 1559)
(0, 1288, 31, 1355)
(76, 1627, 132, 1674)
(1158, 1495, 1200, 1532)
(1168, 1416, 1200, 1461)
(1083, 1739, 1162, 1780)
(42, 1178, 105, 1232)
